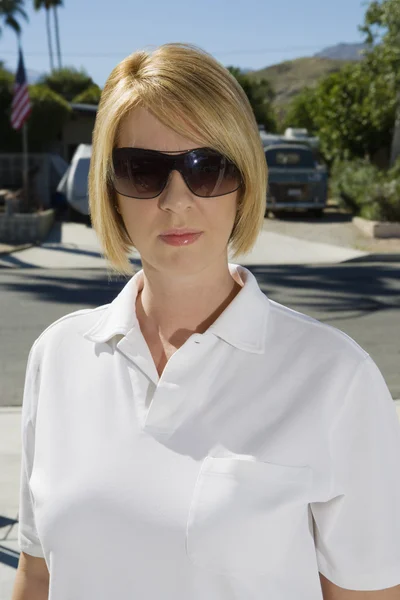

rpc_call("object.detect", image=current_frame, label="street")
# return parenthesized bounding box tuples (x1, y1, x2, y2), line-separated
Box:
(1, 259, 399, 406)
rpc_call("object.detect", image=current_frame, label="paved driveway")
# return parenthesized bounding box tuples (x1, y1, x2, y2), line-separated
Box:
(264, 207, 400, 254)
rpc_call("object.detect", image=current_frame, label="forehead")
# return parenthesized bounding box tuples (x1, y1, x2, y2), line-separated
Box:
(117, 106, 201, 153)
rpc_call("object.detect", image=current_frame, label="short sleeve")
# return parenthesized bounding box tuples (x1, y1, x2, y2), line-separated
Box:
(18, 343, 45, 558)
(311, 354, 400, 591)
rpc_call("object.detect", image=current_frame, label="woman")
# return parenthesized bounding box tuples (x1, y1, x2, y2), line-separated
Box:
(14, 43, 400, 600)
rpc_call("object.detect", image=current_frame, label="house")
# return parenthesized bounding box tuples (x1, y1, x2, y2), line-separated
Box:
(0, 104, 98, 210)
(48, 102, 98, 162)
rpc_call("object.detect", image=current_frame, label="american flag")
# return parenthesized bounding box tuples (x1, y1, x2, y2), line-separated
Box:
(11, 46, 31, 130)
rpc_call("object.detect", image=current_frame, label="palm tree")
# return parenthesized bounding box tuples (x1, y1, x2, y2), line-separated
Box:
(33, 0, 54, 72)
(51, 0, 62, 70)
(33, 0, 63, 72)
(0, 0, 29, 41)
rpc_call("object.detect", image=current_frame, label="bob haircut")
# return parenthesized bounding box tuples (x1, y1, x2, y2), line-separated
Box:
(88, 42, 268, 277)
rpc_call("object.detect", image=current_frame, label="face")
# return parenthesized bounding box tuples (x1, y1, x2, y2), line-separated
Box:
(114, 107, 240, 276)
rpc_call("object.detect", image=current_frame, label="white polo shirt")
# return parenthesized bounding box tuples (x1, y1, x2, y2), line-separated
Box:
(18, 263, 400, 599)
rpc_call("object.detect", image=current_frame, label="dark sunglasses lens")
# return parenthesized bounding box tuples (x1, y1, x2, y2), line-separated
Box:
(112, 148, 241, 199)
(186, 151, 241, 197)
(112, 150, 167, 198)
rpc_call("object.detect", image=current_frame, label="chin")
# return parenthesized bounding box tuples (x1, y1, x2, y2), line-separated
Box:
(142, 251, 212, 277)
(161, 253, 203, 272)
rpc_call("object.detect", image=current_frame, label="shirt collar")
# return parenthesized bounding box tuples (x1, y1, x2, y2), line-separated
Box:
(82, 263, 269, 354)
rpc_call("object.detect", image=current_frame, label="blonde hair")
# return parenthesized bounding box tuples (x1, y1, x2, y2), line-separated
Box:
(88, 42, 268, 277)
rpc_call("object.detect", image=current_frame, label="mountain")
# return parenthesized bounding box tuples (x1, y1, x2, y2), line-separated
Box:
(314, 42, 368, 61)
(244, 42, 372, 112)
(248, 56, 348, 107)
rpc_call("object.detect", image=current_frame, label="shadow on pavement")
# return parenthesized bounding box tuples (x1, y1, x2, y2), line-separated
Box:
(0, 263, 399, 323)
(268, 210, 353, 224)
(0, 544, 19, 570)
(0, 515, 19, 569)
(248, 263, 400, 322)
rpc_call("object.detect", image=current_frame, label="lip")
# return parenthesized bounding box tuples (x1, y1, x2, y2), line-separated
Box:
(159, 232, 203, 246)
(159, 228, 203, 236)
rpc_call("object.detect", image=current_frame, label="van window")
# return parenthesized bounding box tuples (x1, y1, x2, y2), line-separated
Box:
(265, 148, 315, 168)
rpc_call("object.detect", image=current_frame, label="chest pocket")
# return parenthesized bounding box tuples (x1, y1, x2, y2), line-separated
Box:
(185, 455, 313, 576)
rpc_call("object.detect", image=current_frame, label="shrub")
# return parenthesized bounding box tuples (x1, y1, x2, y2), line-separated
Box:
(330, 157, 400, 221)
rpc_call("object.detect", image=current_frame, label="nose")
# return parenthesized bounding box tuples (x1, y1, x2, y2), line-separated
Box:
(158, 169, 194, 212)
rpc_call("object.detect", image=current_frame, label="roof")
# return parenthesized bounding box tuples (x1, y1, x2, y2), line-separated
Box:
(69, 103, 98, 113)
(264, 143, 312, 151)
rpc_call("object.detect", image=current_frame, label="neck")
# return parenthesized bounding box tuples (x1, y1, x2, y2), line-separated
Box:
(135, 259, 243, 344)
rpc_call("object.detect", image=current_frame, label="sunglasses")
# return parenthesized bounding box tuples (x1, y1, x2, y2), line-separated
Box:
(111, 147, 243, 199)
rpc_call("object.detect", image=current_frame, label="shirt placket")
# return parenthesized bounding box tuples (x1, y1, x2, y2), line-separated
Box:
(117, 331, 218, 436)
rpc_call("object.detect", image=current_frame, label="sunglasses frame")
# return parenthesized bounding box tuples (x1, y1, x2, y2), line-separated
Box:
(110, 146, 243, 199)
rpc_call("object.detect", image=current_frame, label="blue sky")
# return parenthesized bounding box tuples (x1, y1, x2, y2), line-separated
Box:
(1, 0, 368, 87)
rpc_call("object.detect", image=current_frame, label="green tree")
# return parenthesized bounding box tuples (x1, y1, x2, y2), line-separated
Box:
(280, 87, 318, 134)
(0, 0, 28, 39)
(318, 62, 394, 162)
(0, 65, 17, 149)
(227, 66, 278, 132)
(285, 59, 395, 166)
(72, 83, 102, 105)
(27, 83, 71, 147)
(360, 0, 400, 164)
(37, 66, 95, 102)
(0, 65, 72, 151)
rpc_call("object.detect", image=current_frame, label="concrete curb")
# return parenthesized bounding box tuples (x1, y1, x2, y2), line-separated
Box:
(0, 243, 34, 257)
(353, 216, 400, 239)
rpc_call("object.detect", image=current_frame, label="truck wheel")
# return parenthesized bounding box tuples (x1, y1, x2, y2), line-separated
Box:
(310, 208, 324, 218)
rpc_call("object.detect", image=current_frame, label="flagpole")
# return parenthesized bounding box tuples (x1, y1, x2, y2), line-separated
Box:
(14, 35, 30, 212)
(22, 120, 29, 211)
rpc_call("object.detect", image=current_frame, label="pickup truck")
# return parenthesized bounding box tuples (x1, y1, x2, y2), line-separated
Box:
(264, 143, 328, 217)
(57, 143, 92, 223)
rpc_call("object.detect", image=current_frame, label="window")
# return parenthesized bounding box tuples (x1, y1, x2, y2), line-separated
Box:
(265, 148, 315, 168)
